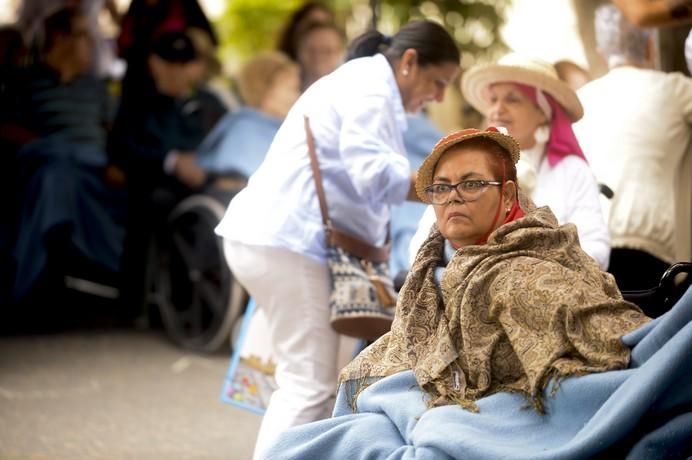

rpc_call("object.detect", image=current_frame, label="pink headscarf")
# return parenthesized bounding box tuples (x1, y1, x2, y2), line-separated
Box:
(514, 83, 587, 167)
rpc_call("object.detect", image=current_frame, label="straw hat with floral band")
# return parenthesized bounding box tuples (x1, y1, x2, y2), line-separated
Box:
(461, 53, 586, 168)
(416, 126, 525, 245)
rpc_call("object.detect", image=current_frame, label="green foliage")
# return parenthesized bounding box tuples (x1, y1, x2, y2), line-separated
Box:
(371, 0, 512, 65)
(215, 0, 512, 69)
(215, 0, 305, 62)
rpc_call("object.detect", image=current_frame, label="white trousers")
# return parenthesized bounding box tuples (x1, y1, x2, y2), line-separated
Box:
(223, 240, 340, 460)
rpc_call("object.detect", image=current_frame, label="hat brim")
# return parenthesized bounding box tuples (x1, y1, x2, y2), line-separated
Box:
(415, 129, 521, 203)
(461, 64, 583, 122)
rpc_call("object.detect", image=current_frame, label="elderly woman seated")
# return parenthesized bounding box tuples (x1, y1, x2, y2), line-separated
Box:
(195, 51, 300, 179)
(261, 128, 692, 459)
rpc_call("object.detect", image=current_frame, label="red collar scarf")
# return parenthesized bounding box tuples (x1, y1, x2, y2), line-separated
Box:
(471, 194, 525, 246)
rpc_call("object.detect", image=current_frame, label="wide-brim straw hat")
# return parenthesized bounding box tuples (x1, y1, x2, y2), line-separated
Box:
(415, 127, 521, 203)
(461, 53, 584, 122)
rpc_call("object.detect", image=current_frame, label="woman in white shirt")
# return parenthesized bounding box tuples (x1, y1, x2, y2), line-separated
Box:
(216, 20, 460, 460)
(410, 53, 610, 271)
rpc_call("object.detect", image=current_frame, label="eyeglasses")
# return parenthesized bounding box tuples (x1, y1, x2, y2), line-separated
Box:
(425, 180, 502, 205)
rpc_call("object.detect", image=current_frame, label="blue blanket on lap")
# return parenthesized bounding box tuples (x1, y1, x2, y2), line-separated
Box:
(195, 107, 281, 178)
(13, 139, 126, 299)
(265, 287, 692, 459)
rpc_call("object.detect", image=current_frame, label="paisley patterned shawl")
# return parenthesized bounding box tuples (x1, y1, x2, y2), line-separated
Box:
(339, 205, 651, 411)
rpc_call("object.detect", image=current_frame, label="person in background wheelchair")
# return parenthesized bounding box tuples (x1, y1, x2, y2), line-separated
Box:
(109, 34, 300, 353)
(163, 51, 300, 352)
(1, 6, 126, 310)
(196, 50, 301, 180)
(107, 30, 227, 319)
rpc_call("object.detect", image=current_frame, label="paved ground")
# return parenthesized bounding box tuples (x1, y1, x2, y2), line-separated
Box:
(0, 311, 262, 460)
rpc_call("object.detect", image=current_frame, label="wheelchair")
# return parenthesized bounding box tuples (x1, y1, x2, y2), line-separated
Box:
(620, 261, 691, 318)
(23, 173, 250, 353)
(145, 176, 249, 353)
(594, 183, 692, 317)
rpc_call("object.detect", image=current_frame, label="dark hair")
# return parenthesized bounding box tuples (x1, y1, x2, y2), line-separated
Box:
(293, 20, 346, 54)
(346, 20, 459, 67)
(277, 2, 335, 60)
(42, 6, 81, 52)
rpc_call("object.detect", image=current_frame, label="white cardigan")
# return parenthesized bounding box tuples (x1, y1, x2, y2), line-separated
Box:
(574, 66, 692, 264)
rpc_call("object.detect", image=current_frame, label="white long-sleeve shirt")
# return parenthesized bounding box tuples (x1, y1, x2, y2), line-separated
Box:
(216, 54, 411, 261)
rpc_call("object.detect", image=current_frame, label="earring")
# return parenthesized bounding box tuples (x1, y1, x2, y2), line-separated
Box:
(402, 69, 409, 76)
(534, 124, 550, 144)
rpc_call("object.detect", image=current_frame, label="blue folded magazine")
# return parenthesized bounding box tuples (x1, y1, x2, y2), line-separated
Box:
(220, 298, 278, 415)
(220, 299, 371, 415)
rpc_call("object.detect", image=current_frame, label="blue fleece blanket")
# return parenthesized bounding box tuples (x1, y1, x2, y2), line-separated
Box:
(265, 287, 692, 459)
(13, 139, 126, 299)
(195, 107, 281, 178)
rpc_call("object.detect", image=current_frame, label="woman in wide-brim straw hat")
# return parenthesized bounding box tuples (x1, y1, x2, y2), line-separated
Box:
(410, 52, 611, 271)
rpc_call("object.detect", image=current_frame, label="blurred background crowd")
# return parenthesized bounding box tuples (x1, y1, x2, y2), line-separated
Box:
(0, 0, 689, 336)
(0, 1, 690, 458)
(0, 0, 689, 341)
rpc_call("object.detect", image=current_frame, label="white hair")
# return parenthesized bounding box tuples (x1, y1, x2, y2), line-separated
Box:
(594, 4, 652, 68)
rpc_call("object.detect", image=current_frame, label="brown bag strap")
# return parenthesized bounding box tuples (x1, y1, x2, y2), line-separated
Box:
(304, 116, 390, 263)
(305, 115, 331, 227)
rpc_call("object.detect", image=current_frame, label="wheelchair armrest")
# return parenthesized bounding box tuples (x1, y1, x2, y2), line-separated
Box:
(598, 183, 614, 199)
(659, 262, 692, 290)
(621, 262, 691, 318)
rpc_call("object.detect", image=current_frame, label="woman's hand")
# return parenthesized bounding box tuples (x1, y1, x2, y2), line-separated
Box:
(104, 164, 126, 188)
(174, 153, 208, 189)
(407, 171, 421, 202)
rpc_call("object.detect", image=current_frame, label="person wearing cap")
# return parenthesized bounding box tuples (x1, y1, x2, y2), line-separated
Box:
(573, 4, 692, 293)
(260, 127, 651, 459)
(108, 29, 227, 311)
(186, 26, 239, 113)
(115, 0, 217, 115)
(409, 53, 611, 272)
(215, 20, 460, 460)
(109, 29, 220, 190)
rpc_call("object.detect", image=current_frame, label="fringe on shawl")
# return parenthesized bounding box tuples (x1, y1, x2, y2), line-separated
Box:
(421, 365, 596, 415)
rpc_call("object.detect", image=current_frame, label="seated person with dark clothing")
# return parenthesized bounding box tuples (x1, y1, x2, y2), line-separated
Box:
(0, 6, 125, 305)
(108, 30, 227, 309)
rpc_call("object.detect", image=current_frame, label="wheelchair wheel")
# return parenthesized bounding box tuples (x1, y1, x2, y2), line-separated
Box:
(153, 194, 247, 353)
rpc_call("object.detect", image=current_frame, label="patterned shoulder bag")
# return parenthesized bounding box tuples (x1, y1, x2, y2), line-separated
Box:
(304, 116, 396, 340)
